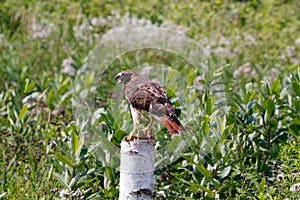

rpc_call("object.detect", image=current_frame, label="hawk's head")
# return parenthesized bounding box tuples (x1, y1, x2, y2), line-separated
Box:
(115, 70, 137, 85)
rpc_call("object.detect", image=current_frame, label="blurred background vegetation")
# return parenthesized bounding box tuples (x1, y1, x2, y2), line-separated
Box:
(0, 0, 300, 199)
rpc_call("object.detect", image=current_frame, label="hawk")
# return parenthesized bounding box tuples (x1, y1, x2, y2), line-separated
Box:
(115, 70, 186, 140)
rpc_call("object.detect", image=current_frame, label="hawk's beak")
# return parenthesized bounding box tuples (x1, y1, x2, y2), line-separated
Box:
(115, 74, 120, 80)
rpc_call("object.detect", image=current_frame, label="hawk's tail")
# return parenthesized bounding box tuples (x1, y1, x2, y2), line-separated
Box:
(160, 116, 187, 135)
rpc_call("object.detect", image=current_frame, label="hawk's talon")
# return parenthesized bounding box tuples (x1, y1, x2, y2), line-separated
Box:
(127, 131, 138, 141)
(142, 127, 153, 138)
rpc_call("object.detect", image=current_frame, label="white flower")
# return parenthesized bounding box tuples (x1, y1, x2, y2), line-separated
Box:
(219, 36, 230, 46)
(213, 189, 220, 200)
(290, 182, 300, 192)
(71, 188, 83, 198)
(31, 21, 53, 39)
(157, 191, 166, 198)
(59, 189, 69, 199)
(286, 46, 296, 58)
(233, 62, 257, 79)
(277, 173, 284, 181)
(61, 57, 75, 75)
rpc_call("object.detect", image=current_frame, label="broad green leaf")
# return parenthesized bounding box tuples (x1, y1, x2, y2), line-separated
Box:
(263, 97, 275, 113)
(244, 91, 256, 104)
(270, 79, 280, 95)
(220, 124, 234, 143)
(24, 79, 36, 94)
(202, 115, 210, 134)
(217, 116, 225, 134)
(197, 161, 212, 179)
(270, 142, 279, 158)
(105, 167, 115, 183)
(292, 76, 300, 96)
(262, 97, 275, 119)
(289, 119, 300, 135)
(19, 105, 28, 121)
(213, 144, 222, 161)
(258, 177, 266, 193)
(181, 155, 196, 163)
(206, 97, 212, 115)
(71, 131, 79, 158)
(53, 152, 73, 168)
(294, 99, 300, 112)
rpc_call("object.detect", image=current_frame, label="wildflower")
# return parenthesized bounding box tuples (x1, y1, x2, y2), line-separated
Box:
(59, 189, 69, 199)
(219, 36, 230, 46)
(286, 46, 296, 58)
(73, 18, 94, 44)
(71, 188, 84, 198)
(213, 189, 220, 200)
(61, 57, 75, 76)
(292, 172, 296, 179)
(233, 62, 257, 79)
(157, 191, 166, 198)
(290, 183, 300, 192)
(277, 173, 284, 181)
(31, 21, 53, 39)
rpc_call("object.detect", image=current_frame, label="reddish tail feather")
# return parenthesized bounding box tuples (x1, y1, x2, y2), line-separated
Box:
(160, 116, 187, 135)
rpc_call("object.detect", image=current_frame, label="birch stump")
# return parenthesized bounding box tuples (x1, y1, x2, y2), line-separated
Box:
(119, 138, 156, 200)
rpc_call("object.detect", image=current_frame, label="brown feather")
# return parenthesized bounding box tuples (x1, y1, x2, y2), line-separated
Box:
(160, 116, 187, 135)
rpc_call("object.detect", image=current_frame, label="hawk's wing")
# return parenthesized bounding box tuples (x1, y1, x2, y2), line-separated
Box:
(127, 82, 186, 134)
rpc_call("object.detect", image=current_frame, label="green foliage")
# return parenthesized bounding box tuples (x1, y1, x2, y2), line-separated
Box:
(1, 0, 300, 199)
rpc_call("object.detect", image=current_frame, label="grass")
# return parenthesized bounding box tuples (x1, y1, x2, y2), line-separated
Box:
(0, 0, 300, 199)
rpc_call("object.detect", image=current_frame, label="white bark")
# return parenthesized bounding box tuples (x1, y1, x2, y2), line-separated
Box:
(119, 138, 156, 200)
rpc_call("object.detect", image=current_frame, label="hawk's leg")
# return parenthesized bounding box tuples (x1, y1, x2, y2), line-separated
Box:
(128, 105, 140, 140)
(142, 115, 154, 138)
